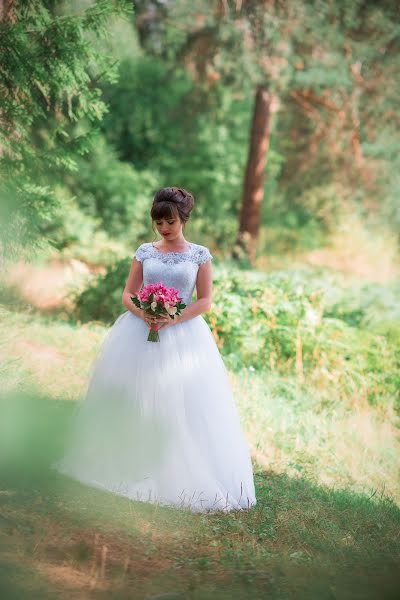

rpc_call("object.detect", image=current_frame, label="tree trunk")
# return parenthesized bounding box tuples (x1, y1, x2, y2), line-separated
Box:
(0, 0, 15, 22)
(235, 85, 271, 265)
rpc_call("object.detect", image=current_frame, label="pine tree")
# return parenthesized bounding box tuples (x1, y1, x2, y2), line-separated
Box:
(0, 0, 132, 260)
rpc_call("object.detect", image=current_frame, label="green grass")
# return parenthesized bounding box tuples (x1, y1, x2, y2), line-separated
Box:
(1, 307, 399, 599)
(231, 369, 400, 504)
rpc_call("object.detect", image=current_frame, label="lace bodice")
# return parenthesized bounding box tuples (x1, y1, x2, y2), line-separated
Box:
(133, 242, 213, 306)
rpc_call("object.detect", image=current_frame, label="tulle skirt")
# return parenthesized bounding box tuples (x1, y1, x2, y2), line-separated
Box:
(52, 310, 257, 513)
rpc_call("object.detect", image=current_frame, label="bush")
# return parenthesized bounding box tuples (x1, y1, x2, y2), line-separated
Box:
(73, 257, 132, 324)
(72, 261, 400, 413)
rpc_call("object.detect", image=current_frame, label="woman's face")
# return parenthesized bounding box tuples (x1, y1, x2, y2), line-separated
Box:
(154, 214, 183, 241)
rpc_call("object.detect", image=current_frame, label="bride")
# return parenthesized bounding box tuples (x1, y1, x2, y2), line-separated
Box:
(52, 186, 257, 513)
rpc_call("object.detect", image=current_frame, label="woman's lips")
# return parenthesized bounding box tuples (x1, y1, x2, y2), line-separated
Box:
(162, 233, 170, 236)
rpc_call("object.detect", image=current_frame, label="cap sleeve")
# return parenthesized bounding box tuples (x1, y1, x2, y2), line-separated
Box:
(133, 243, 147, 262)
(195, 246, 213, 265)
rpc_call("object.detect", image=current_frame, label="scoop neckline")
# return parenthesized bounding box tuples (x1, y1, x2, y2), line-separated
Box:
(151, 241, 193, 255)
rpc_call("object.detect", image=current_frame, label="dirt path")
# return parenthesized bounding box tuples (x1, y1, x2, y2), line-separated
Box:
(3, 259, 103, 311)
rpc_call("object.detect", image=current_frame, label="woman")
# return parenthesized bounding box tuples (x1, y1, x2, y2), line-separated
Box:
(53, 187, 257, 513)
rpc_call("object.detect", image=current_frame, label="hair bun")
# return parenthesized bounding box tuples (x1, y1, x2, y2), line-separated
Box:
(154, 187, 182, 202)
(151, 186, 195, 224)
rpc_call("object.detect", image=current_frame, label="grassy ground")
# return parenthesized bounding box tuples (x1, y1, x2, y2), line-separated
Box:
(1, 307, 399, 599)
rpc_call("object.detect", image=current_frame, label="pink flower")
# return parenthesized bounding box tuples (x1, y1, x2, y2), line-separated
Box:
(137, 282, 182, 307)
(131, 281, 185, 343)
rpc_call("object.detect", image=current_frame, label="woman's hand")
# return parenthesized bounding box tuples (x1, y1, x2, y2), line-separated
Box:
(143, 312, 171, 330)
(157, 314, 173, 330)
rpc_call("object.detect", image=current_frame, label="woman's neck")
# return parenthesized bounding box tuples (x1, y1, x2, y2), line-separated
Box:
(155, 236, 189, 249)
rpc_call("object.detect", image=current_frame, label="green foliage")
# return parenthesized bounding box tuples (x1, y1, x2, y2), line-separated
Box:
(0, 0, 132, 257)
(3, 0, 399, 262)
(99, 54, 255, 250)
(100, 55, 193, 169)
(0, 0, 131, 165)
(274, 0, 400, 237)
(0, 179, 58, 259)
(50, 135, 160, 240)
(73, 257, 131, 323)
(38, 187, 130, 266)
(210, 268, 400, 411)
(324, 281, 400, 327)
(72, 260, 400, 413)
(261, 183, 353, 253)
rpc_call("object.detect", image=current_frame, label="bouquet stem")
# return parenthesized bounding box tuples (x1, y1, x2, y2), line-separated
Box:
(147, 321, 160, 342)
(132, 283, 185, 344)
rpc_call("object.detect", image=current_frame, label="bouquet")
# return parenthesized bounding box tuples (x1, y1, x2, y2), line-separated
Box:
(131, 282, 186, 342)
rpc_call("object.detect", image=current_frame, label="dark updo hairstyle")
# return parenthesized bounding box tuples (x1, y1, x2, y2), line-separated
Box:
(151, 187, 194, 231)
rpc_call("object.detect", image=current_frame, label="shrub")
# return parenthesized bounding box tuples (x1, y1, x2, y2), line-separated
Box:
(72, 261, 400, 413)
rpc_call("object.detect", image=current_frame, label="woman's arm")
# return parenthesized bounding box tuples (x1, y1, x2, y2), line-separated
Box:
(172, 259, 213, 325)
(121, 258, 145, 320)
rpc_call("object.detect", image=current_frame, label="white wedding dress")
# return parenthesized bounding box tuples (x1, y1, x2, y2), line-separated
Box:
(52, 242, 257, 513)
